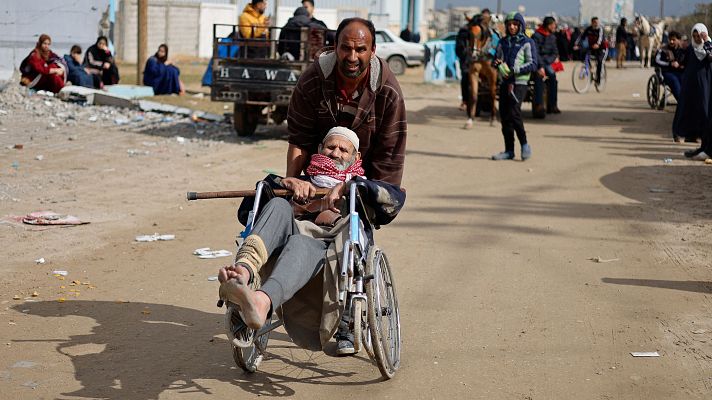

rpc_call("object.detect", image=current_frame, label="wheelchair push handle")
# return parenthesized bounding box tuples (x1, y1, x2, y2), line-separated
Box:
(187, 188, 331, 201)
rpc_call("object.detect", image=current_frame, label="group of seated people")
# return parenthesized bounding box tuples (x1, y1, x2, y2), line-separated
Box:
(20, 35, 119, 93)
(20, 34, 183, 96)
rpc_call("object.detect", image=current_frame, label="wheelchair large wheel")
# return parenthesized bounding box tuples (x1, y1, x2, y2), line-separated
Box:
(226, 304, 271, 373)
(365, 245, 401, 379)
(571, 63, 591, 94)
(646, 75, 660, 109)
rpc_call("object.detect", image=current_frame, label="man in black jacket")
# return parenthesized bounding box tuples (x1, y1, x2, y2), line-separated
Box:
(455, 20, 474, 111)
(654, 31, 685, 100)
(533, 16, 560, 114)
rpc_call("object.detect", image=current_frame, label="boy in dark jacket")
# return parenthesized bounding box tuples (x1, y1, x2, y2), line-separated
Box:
(532, 16, 560, 114)
(654, 31, 685, 100)
(492, 12, 538, 161)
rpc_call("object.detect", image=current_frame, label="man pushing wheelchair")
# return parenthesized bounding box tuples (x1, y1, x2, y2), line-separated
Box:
(216, 17, 407, 364)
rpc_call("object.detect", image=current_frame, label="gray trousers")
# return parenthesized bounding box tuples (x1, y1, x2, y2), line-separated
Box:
(252, 198, 327, 308)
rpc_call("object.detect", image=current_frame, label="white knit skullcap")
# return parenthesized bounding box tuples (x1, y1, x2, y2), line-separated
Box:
(323, 126, 359, 150)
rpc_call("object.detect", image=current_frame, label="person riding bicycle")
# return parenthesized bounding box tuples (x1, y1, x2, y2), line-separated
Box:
(573, 17, 607, 84)
(218, 18, 408, 356)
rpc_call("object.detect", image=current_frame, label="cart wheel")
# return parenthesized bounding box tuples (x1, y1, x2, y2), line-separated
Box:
(352, 298, 364, 353)
(365, 245, 401, 379)
(226, 304, 270, 373)
(233, 103, 258, 137)
(387, 56, 407, 76)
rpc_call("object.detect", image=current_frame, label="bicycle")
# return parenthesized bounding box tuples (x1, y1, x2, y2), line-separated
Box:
(572, 48, 608, 94)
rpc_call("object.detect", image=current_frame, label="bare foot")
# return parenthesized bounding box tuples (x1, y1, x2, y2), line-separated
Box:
(218, 264, 271, 329)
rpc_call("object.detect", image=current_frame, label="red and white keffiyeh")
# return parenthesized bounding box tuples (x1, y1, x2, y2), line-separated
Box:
(306, 153, 365, 188)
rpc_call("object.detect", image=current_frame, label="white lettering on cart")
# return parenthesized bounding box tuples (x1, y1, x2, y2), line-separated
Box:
(241, 69, 250, 79)
(265, 70, 278, 80)
(220, 68, 229, 78)
(288, 71, 297, 82)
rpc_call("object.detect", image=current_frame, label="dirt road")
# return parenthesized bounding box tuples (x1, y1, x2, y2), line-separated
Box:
(2, 64, 712, 399)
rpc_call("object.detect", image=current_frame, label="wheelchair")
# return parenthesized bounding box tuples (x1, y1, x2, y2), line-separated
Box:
(222, 180, 401, 379)
(646, 67, 674, 110)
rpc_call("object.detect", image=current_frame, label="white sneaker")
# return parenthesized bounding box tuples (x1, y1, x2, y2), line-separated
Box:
(693, 151, 710, 161)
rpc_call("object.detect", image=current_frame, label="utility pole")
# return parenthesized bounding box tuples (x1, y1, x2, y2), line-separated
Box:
(659, 0, 664, 19)
(137, 0, 148, 85)
(497, 0, 502, 15)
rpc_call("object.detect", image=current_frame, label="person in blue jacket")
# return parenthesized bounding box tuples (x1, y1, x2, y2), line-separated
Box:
(491, 12, 538, 161)
(143, 44, 185, 95)
(63, 45, 99, 88)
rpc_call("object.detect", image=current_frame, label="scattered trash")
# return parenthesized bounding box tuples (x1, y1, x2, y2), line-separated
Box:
(57, 298, 65, 303)
(135, 233, 176, 242)
(692, 329, 708, 334)
(705, 159, 712, 165)
(141, 141, 157, 147)
(133, 115, 145, 122)
(207, 276, 219, 281)
(11, 161, 19, 170)
(262, 168, 278, 175)
(48, 122, 56, 129)
(34, 155, 44, 161)
(127, 149, 150, 157)
(588, 257, 620, 263)
(22, 381, 39, 389)
(141, 307, 151, 315)
(11, 361, 37, 368)
(22, 211, 88, 226)
(632, 93, 641, 97)
(12, 295, 20, 300)
(193, 248, 232, 259)
(34, 258, 45, 264)
(161, 117, 174, 123)
(88, 115, 98, 122)
(13, 144, 23, 149)
(663, 158, 672, 164)
(52, 270, 68, 276)
(630, 351, 660, 357)
(648, 188, 673, 194)
(114, 118, 130, 125)
(612, 117, 636, 122)
(31, 292, 39, 297)
(176, 136, 186, 144)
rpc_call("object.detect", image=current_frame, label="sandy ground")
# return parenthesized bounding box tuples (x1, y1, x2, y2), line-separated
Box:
(1, 62, 712, 400)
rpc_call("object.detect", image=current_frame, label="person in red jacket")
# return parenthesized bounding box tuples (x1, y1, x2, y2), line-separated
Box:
(20, 34, 66, 93)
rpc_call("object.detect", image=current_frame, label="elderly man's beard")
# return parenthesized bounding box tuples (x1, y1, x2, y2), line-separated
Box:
(331, 154, 357, 171)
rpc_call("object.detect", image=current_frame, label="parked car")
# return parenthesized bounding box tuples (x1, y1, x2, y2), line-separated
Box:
(374, 30, 425, 75)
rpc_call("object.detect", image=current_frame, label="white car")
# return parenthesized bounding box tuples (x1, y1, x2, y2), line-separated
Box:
(374, 30, 425, 75)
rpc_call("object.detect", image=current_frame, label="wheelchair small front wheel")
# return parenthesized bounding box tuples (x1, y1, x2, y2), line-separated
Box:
(226, 304, 271, 373)
(365, 246, 401, 379)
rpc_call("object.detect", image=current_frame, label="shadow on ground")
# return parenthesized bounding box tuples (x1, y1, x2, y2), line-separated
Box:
(12, 301, 379, 399)
(601, 278, 712, 294)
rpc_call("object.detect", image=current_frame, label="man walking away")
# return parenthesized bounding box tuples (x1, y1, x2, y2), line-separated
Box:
(455, 19, 474, 111)
(616, 18, 629, 68)
(491, 12, 538, 161)
(532, 16, 560, 115)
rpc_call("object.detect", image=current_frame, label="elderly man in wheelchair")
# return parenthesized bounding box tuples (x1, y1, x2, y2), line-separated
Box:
(217, 127, 404, 378)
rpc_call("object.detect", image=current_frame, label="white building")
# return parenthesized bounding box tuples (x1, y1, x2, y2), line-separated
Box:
(579, 0, 634, 25)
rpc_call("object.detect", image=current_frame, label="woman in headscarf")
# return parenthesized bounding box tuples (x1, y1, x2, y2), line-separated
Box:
(19, 34, 66, 93)
(84, 36, 120, 86)
(673, 24, 712, 158)
(142, 44, 185, 95)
